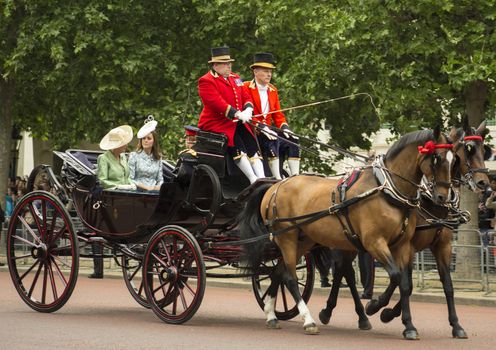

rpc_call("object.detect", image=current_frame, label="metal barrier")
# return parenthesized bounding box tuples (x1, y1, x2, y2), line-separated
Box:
(414, 228, 495, 293)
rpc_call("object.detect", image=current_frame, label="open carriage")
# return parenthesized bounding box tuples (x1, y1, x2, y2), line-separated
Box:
(6, 129, 315, 324)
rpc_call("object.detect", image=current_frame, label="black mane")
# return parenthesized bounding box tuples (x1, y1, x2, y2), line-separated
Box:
(386, 129, 435, 160)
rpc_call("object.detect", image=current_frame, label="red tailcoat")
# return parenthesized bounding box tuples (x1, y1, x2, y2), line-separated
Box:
(243, 80, 288, 128)
(198, 71, 254, 146)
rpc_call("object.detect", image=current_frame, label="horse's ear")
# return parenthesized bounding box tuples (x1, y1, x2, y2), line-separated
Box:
(449, 126, 457, 140)
(462, 117, 470, 133)
(476, 120, 487, 136)
(433, 125, 441, 140)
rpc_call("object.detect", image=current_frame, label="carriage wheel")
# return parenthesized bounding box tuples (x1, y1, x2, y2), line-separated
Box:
(7, 191, 79, 312)
(252, 253, 315, 320)
(121, 244, 150, 309)
(143, 225, 206, 324)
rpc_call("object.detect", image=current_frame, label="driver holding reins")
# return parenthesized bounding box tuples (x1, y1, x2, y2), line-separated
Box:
(244, 53, 300, 179)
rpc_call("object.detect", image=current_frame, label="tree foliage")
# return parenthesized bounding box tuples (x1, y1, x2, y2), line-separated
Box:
(1, 0, 496, 202)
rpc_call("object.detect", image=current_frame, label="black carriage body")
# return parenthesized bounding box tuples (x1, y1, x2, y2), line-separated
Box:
(56, 133, 269, 243)
(9, 131, 315, 325)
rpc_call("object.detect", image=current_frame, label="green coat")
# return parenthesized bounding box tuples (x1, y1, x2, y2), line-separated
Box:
(97, 151, 131, 188)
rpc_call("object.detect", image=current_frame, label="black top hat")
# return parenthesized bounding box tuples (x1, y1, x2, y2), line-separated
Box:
(250, 52, 276, 69)
(209, 46, 235, 63)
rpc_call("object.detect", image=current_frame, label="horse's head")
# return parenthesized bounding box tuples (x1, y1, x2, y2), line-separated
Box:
(416, 126, 454, 204)
(450, 119, 490, 192)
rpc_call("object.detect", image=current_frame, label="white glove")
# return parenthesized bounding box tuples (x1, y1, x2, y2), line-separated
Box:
(236, 107, 253, 123)
(282, 126, 299, 140)
(115, 183, 137, 190)
(260, 125, 277, 140)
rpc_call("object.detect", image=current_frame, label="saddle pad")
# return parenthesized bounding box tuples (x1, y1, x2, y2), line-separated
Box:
(337, 169, 362, 202)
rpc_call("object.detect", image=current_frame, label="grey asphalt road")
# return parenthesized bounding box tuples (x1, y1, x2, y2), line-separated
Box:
(0, 270, 493, 350)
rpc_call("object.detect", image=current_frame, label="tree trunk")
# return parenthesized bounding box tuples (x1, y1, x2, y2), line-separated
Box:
(456, 79, 488, 280)
(0, 79, 15, 210)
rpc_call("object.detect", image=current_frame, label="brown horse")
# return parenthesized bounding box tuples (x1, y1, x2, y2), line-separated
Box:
(366, 120, 489, 338)
(239, 127, 453, 338)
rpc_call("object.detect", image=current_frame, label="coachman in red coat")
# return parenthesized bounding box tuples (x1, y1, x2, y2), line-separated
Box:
(244, 52, 300, 179)
(197, 47, 265, 184)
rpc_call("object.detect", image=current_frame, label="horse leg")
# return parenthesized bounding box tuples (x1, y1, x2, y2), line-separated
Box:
(380, 265, 414, 323)
(264, 262, 285, 329)
(398, 266, 419, 340)
(342, 253, 372, 330)
(432, 239, 468, 339)
(277, 237, 319, 334)
(365, 248, 401, 316)
(380, 266, 413, 323)
(318, 258, 344, 325)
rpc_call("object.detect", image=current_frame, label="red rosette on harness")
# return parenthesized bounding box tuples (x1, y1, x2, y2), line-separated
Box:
(418, 140, 453, 154)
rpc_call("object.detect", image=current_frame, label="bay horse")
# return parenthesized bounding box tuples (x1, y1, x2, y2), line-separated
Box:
(239, 127, 454, 338)
(365, 120, 489, 338)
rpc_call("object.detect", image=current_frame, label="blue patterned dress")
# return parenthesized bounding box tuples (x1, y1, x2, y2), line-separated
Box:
(128, 151, 163, 189)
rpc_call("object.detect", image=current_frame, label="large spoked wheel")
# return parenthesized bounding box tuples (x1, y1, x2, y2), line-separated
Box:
(7, 190, 79, 312)
(252, 253, 315, 320)
(143, 225, 206, 324)
(121, 244, 150, 308)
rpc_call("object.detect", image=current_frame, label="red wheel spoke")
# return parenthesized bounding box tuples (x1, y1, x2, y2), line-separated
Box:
(153, 278, 170, 295)
(41, 262, 48, 304)
(28, 262, 43, 298)
(128, 263, 141, 280)
(178, 286, 188, 310)
(159, 240, 172, 263)
(28, 203, 43, 238)
(151, 252, 170, 269)
(20, 259, 40, 282)
(172, 290, 178, 315)
(51, 244, 73, 253)
(13, 253, 34, 260)
(49, 210, 59, 236)
(172, 236, 178, 265)
(47, 260, 58, 300)
(12, 234, 38, 248)
(181, 280, 196, 298)
(41, 200, 47, 237)
(50, 256, 68, 287)
(49, 224, 67, 245)
(51, 255, 72, 269)
(17, 215, 42, 244)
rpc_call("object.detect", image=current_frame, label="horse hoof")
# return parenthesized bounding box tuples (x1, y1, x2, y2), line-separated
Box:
(304, 323, 319, 335)
(452, 328, 468, 339)
(358, 318, 372, 330)
(380, 308, 395, 323)
(365, 299, 381, 316)
(319, 310, 331, 325)
(266, 319, 281, 329)
(403, 329, 419, 340)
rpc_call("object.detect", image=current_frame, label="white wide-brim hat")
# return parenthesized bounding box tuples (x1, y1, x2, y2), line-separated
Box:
(137, 119, 158, 139)
(99, 125, 133, 150)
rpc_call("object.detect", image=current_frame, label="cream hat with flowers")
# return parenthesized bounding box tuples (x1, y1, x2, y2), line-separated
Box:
(99, 125, 133, 150)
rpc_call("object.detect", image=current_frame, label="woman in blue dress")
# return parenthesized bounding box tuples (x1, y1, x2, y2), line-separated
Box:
(129, 116, 163, 191)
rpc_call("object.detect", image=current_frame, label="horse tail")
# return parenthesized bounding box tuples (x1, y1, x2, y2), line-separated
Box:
(238, 183, 273, 273)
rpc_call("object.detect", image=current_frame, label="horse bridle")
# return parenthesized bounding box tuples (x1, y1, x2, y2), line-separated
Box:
(417, 138, 454, 190)
(453, 133, 489, 190)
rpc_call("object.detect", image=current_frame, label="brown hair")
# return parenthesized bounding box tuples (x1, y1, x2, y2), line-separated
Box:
(136, 130, 162, 160)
